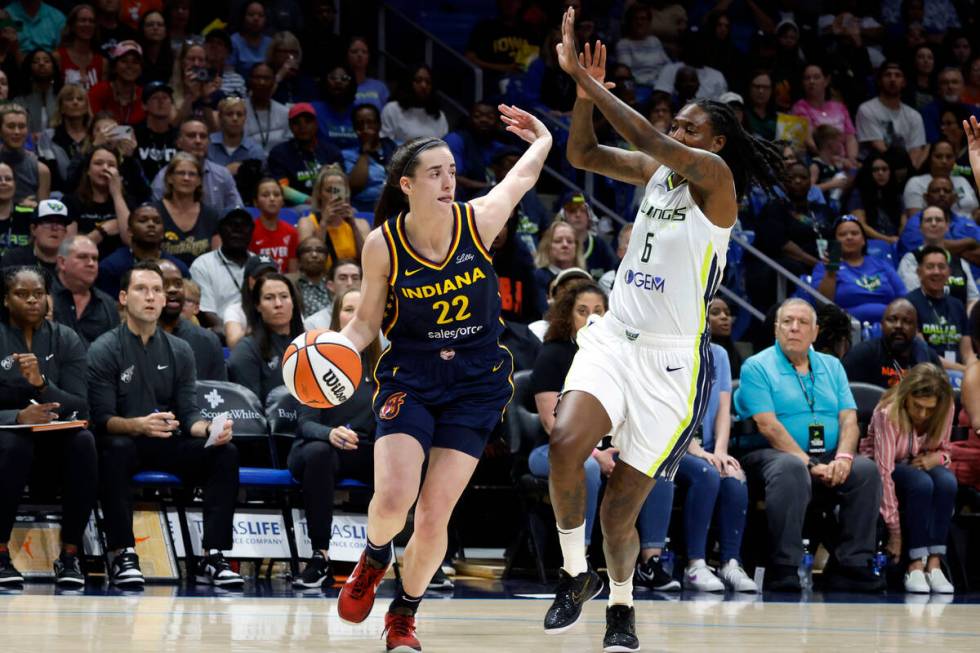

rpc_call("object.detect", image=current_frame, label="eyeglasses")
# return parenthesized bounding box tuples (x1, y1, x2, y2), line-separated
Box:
(328, 73, 351, 83)
(299, 247, 329, 255)
(871, 166, 889, 172)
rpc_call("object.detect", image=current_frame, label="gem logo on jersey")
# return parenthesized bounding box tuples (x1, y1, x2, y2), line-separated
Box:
(379, 392, 406, 420)
(624, 269, 666, 293)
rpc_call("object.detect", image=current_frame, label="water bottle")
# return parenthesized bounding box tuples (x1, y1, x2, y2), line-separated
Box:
(798, 539, 814, 589)
(661, 537, 675, 578)
(872, 542, 888, 578)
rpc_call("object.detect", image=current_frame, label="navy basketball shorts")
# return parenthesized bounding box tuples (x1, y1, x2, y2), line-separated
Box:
(372, 342, 515, 458)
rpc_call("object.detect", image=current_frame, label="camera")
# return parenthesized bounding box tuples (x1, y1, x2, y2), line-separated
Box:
(191, 67, 213, 82)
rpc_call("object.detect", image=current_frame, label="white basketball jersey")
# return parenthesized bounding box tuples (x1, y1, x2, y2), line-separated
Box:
(609, 166, 733, 337)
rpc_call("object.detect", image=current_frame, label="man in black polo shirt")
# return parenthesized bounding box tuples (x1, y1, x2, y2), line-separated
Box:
(267, 103, 343, 204)
(88, 261, 242, 588)
(158, 259, 227, 381)
(906, 245, 975, 373)
(843, 298, 941, 388)
(51, 235, 119, 346)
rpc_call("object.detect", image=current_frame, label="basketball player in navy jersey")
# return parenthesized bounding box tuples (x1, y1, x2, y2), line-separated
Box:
(543, 10, 784, 652)
(336, 106, 551, 651)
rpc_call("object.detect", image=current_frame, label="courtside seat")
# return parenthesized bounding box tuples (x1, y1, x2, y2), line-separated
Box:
(132, 471, 183, 486)
(238, 467, 298, 487)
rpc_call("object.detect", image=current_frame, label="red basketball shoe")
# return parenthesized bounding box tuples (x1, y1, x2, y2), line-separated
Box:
(337, 550, 390, 624)
(384, 612, 422, 652)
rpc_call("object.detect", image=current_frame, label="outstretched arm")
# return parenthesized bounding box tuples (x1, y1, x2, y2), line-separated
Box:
(557, 8, 736, 225)
(469, 105, 552, 247)
(566, 40, 658, 186)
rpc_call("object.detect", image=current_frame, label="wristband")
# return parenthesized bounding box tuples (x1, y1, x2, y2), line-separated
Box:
(834, 452, 854, 462)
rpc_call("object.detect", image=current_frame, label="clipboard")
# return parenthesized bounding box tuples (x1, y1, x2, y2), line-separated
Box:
(0, 420, 89, 431)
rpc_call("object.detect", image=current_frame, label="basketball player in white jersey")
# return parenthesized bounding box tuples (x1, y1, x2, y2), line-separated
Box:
(544, 9, 784, 651)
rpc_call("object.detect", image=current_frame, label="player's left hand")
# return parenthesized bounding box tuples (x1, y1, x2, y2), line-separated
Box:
(498, 104, 550, 145)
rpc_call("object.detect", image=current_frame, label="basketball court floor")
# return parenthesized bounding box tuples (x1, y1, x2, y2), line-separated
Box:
(2, 577, 978, 652)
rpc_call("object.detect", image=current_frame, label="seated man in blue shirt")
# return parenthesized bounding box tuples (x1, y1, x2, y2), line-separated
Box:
(735, 298, 883, 593)
(906, 245, 975, 373)
(898, 176, 980, 267)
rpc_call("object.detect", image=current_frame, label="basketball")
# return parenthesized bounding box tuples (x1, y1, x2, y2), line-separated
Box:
(281, 329, 362, 408)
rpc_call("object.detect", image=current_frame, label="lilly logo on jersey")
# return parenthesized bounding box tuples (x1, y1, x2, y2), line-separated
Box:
(624, 269, 666, 293)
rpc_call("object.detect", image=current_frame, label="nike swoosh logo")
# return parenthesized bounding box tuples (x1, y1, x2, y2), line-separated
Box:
(666, 366, 682, 372)
(405, 267, 425, 277)
(157, 365, 169, 370)
(492, 360, 504, 372)
(45, 354, 54, 360)
(570, 577, 595, 604)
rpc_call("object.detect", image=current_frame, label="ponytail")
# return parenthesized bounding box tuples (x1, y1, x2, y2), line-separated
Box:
(374, 136, 448, 227)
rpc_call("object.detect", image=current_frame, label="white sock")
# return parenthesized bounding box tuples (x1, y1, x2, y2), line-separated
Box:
(608, 573, 634, 607)
(557, 522, 588, 576)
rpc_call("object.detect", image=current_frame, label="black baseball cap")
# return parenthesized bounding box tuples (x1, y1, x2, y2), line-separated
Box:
(219, 206, 253, 225)
(142, 80, 173, 101)
(244, 254, 277, 278)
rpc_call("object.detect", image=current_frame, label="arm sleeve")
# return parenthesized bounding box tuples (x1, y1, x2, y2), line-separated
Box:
(267, 146, 288, 179)
(732, 357, 774, 419)
(173, 340, 202, 431)
(39, 329, 89, 420)
(86, 338, 119, 433)
(809, 261, 827, 289)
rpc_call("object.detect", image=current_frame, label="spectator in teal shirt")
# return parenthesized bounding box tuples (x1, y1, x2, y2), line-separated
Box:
(735, 298, 883, 593)
(7, 1, 65, 53)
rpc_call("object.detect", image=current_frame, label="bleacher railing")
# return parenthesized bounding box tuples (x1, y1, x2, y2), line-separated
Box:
(376, 4, 483, 111)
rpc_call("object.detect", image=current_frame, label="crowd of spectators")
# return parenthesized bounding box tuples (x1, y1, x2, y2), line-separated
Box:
(1, 0, 980, 596)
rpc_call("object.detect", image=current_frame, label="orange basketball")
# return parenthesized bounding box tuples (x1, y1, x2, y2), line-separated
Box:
(282, 329, 362, 408)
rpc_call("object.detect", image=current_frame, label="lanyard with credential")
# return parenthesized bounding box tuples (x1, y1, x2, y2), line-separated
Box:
(796, 367, 817, 415)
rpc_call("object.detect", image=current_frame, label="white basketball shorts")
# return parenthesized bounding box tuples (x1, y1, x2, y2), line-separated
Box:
(561, 312, 712, 479)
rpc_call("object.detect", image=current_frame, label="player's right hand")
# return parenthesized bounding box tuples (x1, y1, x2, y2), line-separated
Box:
(576, 41, 615, 99)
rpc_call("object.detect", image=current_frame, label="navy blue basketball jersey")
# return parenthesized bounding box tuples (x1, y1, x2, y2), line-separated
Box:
(380, 202, 503, 353)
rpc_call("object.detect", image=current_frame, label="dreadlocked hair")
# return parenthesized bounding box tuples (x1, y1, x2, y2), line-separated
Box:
(690, 99, 784, 198)
(374, 136, 449, 227)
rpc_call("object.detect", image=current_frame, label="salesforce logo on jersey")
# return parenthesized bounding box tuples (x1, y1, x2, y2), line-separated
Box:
(624, 269, 666, 293)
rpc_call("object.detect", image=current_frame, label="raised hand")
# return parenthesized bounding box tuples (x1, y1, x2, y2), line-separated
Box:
(498, 104, 550, 145)
(965, 116, 980, 171)
(576, 40, 615, 99)
(555, 7, 584, 77)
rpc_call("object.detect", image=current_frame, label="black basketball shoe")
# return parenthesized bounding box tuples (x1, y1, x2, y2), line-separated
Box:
(53, 551, 85, 587)
(293, 551, 332, 588)
(544, 567, 603, 634)
(0, 551, 24, 586)
(634, 555, 680, 591)
(109, 549, 145, 588)
(603, 604, 640, 652)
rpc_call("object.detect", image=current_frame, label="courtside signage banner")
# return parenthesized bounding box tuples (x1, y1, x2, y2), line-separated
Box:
(167, 509, 292, 558)
(292, 510, 367, 562)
